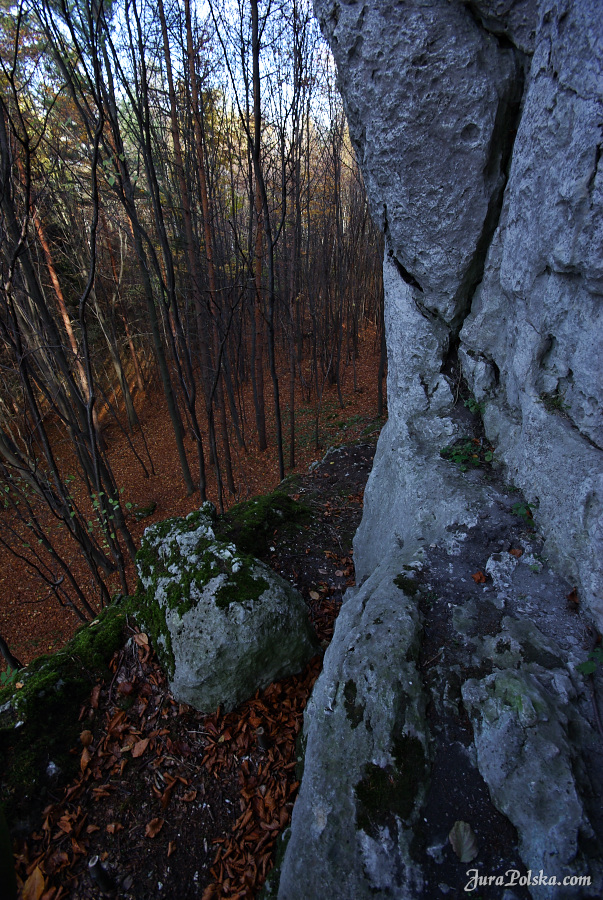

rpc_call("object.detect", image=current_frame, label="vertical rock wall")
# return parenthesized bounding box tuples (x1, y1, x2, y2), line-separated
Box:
(313, 0, 603, 625)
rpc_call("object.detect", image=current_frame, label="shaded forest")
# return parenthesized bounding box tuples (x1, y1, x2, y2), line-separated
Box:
(0, 0, 384, 665)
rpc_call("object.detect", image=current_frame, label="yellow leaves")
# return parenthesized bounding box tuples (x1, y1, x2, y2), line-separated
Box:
(22, 866, 45, 900)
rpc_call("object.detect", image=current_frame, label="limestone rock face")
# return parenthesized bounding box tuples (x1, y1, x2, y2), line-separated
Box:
(315, 0, 603, 625)
(275, 0, 603, 895)
(135, 506, 319, 713)
(276, 559, 429, 900)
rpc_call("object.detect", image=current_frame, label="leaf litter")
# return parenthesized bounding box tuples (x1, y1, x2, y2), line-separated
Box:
(10, 440, 378, 899)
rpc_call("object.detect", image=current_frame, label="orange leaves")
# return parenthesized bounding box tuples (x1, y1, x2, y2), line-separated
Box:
(471, 571, 486, 584)
(509, 547, 523, 558)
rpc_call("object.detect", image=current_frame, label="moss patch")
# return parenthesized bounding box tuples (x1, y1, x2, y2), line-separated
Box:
(215, 565, 269, 610)
(216, 491, 311, 557)
(0, 596, 134, 829)
(394, 573, 419, 597)
(355, 735, 426, 836)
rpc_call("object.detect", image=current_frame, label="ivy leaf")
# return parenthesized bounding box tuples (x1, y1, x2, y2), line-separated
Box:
(449, 820, 478, 862)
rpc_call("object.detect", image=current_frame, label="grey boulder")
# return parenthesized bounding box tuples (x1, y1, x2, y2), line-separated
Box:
(135, 505, 319, 713)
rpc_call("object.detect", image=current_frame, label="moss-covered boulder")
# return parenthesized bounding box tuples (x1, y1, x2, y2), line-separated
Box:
(0, 597, 133, 831)
(135, 504, 320, 714)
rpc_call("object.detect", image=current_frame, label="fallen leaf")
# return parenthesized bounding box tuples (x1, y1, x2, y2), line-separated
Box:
(22, 866, 45, 900)
(471, 571, 486, 584)
(134, 632, 149, 647)
(182, 790, 197, 802)
(567, 588, 579, 605)
(80, 730, 93, 747)
(86, 824, 100, 834)
(106, 822, 124, 834)
(90, 685, 101, 708)
(309, 591, 320, 601)
(509, 547, 523, 558)
(131, 738, 149, 758)
(335, 569, 344, 577)
(449, 820, 478, 863)
(80, 746, 92, 772)
(167, 841, 176, 857)
(117, 681, 133, 695)
(145, 817, 164, 838)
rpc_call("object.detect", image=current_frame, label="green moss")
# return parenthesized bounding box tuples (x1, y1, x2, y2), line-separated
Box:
(355, 735, 425, 836)
(216, 491, 311, 556)
(394, 574, 419, 597)
(134, 581, 175, 679)
(215, 565, 269, 610)
(132, 500, 157, 521)
(343, 679, 365, 729)
(0, 596, 133, 829)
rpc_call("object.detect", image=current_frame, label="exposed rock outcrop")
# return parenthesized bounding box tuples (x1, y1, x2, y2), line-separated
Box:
(135, 505, 319, 713)
(315, 0, 603, 624)
(277, 1, 603, 896)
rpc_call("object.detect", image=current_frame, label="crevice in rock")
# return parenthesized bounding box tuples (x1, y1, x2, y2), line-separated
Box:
(441, 53, 527, 377)
(389, 250, 424, 293)
(587, 143, 602, 201)
(383, 203, 424, 293)
(462, 1, 526, 54)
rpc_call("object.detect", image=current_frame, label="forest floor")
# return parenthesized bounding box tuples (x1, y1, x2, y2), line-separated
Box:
(0, 329, 384, 670)
(9, 438, 379, 900)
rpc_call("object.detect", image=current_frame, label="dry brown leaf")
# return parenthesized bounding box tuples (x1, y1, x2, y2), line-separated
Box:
(182, 790, 197, 803)
(106, 822, 124, 834)
(90, 685, 101, 709)
(167, 841, 176, 857)
(145, 817, 164, 838)
(80, 746, 92, 773)
(309, 590, 320, 601)
(86, 824, 100, 834)
(134, 632, 149, 647)
(471, 571, 486, 584)
(80, 730, 93, 747)
(57, 815, 72, 834)
(131, 738, 149, 758)
(22, 866, 45, 900)
(509, 547, 523, 558)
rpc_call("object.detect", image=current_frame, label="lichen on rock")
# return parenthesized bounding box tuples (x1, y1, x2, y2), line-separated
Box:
(135, 504, 319, 714)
